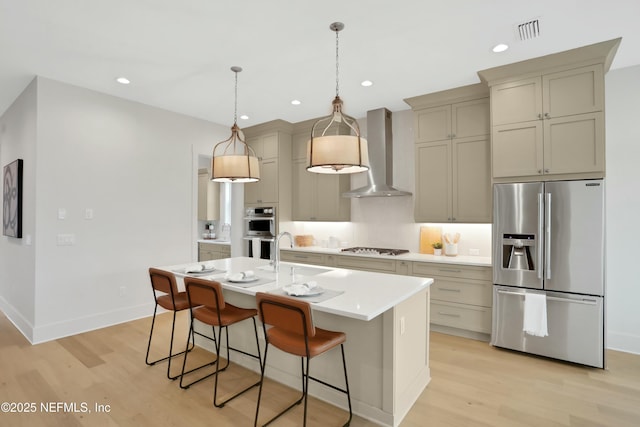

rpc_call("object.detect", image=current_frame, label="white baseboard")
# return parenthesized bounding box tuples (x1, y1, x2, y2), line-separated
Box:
(31, 303, 155, 344)
(0, 296, 35, 342)
(0, 298, 155, 345)
(607, 330, 640, 355)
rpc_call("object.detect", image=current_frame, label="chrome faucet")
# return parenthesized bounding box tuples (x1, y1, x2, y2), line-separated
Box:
(272, 231, 293, 271)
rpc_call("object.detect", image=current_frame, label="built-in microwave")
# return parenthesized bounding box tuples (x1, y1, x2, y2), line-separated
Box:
(244, 206, 275, 260)
(244, 206, 276, 237)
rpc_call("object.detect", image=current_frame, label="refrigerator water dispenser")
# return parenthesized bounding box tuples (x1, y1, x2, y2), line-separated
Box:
(502, 234, 535, 271)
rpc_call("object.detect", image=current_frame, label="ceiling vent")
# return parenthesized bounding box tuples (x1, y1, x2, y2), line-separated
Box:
(516, 19, 540, 41)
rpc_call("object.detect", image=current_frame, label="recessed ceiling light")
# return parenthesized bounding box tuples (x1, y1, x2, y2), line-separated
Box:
(361, 80, 373, 87)
(240, 115, 249, 120)
(116, 77, 130, 85)
(492, 43, 509, 53)
(291, 100, 301, 105)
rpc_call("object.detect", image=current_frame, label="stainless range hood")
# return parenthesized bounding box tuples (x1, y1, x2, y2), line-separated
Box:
(343, 108, 412, 198)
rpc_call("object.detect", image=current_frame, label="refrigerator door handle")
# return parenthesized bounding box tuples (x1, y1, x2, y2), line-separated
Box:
(496, 289, 598, 305)
(545, 192, 552, 280)
(537, 193, 544, 280)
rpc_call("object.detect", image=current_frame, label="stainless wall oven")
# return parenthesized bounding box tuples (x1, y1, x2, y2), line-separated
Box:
(244, 206, 276, 260)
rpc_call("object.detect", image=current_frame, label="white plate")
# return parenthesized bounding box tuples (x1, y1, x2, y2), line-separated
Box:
(227, 276, 259, 283)
(184, 267, 218, 275)
(283, 285, 325, 297)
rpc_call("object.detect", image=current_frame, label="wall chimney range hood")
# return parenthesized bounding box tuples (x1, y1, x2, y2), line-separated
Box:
(343, 108, 412, 198)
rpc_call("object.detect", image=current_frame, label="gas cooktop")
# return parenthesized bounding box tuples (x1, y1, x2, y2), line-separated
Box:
(341, 247, 410, 256)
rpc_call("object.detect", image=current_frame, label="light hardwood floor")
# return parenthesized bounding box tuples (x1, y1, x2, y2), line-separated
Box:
(1, 311, 639, 427)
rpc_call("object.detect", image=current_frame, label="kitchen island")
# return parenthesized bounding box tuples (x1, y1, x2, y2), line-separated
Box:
(161, 257, 433, 427)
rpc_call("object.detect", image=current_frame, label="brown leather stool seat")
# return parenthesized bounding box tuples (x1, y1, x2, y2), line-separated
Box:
(254, 292, 352, 427)
(145, 268, 196, 380)
(179, 277, 262, 408)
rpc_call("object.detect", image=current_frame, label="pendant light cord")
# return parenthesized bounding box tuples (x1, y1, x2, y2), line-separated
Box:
(335, 27, 340, 98)
(233, 70, 238, 125)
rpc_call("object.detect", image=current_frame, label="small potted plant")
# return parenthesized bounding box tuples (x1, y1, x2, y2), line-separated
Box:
(432, 242, 443, 256)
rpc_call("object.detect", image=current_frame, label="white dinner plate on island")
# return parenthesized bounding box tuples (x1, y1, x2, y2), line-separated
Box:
(283, 284, 325, 297)
(227, 276, 259, 283)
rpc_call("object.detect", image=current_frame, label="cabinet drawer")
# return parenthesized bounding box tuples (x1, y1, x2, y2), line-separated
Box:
(412, 262, 491, 281)
(280, 251, 326, 266)
(431, 277, 492, 307)
(220, 246, 231, 256)
(431, 301, 491, 333)
(336, 256, 397, 273)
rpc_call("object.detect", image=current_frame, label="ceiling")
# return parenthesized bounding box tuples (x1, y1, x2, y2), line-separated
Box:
(1, 0, 639, 127)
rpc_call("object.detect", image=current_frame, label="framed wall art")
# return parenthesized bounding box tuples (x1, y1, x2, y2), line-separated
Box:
(3, 158, 23, 238)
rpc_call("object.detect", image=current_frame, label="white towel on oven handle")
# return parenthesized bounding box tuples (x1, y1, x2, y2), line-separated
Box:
(523, 293, 548, 337)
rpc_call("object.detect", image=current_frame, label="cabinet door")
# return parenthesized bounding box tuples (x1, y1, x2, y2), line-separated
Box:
(415, 105, 452, 143)
(198, 172, 219, 221)
(415, 141, 451, 222)
(543, 112, 605, 175)
(491, 77, 542, 125)
(292, 160, 315, 220)
(260, 159, 278, 203)
(492, 121, 544, 178)
(292, 132, 308, 160)
(543, 65, 604, 118)
(316, 174, 350, 221)
(452, 136, 491, 222)
(261, 133, 279, 159)
(452, 98, 490, 139)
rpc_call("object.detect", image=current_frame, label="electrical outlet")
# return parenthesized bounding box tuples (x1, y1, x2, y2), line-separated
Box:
(85, 208, 94, 220)
(56, 234, 75, 246)
(119, 286, 127, 297)
(469, 248, 480, 256)
(400, 317, 406, 335)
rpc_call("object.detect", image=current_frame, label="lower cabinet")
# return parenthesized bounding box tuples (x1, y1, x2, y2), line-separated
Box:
(279, 250, 333, 266)
(279, 250, 493, 339)
(411, 262, 492, 337)
(198, 243, 231, 261)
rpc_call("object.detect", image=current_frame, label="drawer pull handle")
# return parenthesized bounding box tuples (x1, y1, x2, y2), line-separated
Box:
(438, 268, 462, 273)
(437, 312, 461, 318)
(438, 288, 461, 292)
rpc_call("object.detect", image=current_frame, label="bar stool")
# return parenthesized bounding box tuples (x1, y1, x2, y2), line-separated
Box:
(254, 292, 352, 427)
(179, 276, 262, 408)
(145, 267, 195, 380)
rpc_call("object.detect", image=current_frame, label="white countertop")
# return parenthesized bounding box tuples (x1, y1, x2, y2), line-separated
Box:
(282, 245, 492, 267)
(159, 257, 433, 322)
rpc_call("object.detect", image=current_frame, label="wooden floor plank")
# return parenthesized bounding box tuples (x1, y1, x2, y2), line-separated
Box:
(1, 312, 640, 426)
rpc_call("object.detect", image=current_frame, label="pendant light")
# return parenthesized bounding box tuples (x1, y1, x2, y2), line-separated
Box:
(307, 22, 369, 174)
(211, 66, 260, 183)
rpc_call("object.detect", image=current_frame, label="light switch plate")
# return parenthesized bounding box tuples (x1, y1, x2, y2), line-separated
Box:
(58, 208, 67, 220)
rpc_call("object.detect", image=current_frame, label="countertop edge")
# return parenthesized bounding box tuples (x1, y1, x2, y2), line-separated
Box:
(281, 246, 492, 267)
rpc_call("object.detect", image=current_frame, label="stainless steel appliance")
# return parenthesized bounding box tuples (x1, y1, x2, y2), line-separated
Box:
(492, 180, 605, 368)
(244, 206, 276, 260)
(244, 207, 276, 237)
(341, 247, 409, 256)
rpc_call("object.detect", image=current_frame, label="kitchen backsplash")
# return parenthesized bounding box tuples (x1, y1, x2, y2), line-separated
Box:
(282, 219, 492, 256)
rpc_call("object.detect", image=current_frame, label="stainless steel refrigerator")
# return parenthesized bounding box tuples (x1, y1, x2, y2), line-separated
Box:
(491, 179, 605, 368)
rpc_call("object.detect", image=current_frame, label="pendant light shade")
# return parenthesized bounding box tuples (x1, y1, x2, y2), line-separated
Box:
(211, 66, 260, 183)
(307, 22, 369, 174)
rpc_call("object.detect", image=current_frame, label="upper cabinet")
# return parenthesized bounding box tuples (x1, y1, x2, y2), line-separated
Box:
(290, 120, 351, 221)
(242, 120, 292, 219)
(198, 168, 219, 221)
(478, 38, 621, 182)
(406, 84, 491, 223)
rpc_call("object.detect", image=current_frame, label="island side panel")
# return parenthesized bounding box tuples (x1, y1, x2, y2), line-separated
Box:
(383, 287, 431, 427)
